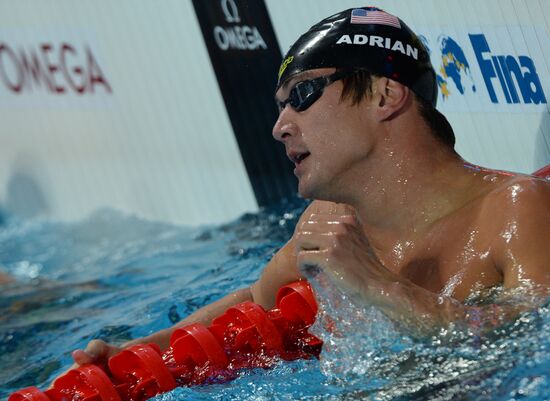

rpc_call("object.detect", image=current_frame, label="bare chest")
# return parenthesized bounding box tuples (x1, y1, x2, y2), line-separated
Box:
(381, 218, 503, 301)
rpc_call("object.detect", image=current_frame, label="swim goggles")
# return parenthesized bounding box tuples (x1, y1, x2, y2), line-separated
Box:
(276, 70, 354, 112)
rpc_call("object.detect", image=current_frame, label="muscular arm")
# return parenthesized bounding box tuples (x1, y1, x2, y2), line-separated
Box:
(493, 179, 550, 290)
(73, 228, 302, 365)
(294, 187, 550, 338)
(377, 180, 550, 335)
(129, 240, 302, 350)
(121, 287, 254, 351)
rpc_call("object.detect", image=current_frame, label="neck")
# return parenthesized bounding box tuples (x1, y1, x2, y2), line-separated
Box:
(324, 116, 480, 244)
(351, 152, 470, 232)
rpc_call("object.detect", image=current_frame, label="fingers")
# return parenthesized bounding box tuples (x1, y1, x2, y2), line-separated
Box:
(306, 213, 358, 224)
(298, 214, 359, 237)
(297, 249, 328, 278)
(295, 215, 362, 251)
(294, 206, 374, 292)
(297, 249, 329, 267)
(297, 249, 349, 284)
(71, 339, 111, 366)
(295, 231, 334, 251)
(52, 340, 117, 389)
(71, 349, 93, 365)
(312, 200, 356, 217)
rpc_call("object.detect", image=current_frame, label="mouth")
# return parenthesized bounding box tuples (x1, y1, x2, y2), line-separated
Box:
(288, 151, 311, 166)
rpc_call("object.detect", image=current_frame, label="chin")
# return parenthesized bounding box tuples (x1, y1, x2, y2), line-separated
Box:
(297, 186, 313, 200)
(298, 176, 344, 203)
(298, 179, 328, 201)
(297, 179, 316, 200)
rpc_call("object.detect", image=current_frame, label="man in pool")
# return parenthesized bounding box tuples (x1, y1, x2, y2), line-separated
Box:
(73, 7, 550, 366)
(0, 272, 12, 284)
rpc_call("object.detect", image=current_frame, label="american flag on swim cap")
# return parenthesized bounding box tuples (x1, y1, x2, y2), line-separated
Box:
(350, 8, 401, 28)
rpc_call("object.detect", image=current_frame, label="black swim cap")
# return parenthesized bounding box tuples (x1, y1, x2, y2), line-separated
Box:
(277, 7, 437, 107)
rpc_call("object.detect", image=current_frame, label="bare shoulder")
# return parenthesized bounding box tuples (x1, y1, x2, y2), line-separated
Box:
(478, 174, 550, 287)
(481, 174, 550, 218)
(476, 174, 550, 237)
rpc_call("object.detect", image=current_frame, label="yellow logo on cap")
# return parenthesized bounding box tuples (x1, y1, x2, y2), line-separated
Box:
(278, 56, 294, 79)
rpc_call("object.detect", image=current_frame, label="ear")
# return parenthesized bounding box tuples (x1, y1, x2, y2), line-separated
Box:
(371, 77, 410, 122)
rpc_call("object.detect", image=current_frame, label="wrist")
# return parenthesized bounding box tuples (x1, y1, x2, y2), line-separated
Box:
(122, 328, 170, 351)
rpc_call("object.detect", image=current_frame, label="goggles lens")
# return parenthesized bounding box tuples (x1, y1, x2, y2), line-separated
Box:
(277, 70, 352, 112)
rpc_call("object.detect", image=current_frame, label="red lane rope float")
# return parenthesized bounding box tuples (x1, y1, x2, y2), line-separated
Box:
(7, 387, 51, 401)
(168, 323, 229, 384)
(46, 365, 121, 401)
(13, 165, 549, 401)
(108, 344, 176, 401)
(209, 301, 284, 370)
(9, 280, 321, 401)
(276, 279, 317, 326)
(270, 281, 322, 360)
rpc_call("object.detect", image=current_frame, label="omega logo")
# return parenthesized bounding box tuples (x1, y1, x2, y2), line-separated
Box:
(0, 42, 112, 95)
(214, 0, 267, 51)
(221, 0, 240, 24)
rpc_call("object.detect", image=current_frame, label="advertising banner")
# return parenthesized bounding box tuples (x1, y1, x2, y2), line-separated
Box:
(0, 28, 113, 109)
(417, 26, 549, 113)
(192, 0, 297, 206)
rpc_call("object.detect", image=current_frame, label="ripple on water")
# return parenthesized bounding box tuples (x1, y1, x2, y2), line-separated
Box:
(0, 201, 549, 400)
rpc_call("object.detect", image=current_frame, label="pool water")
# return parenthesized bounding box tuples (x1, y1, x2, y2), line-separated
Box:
(0, 199, 548, 401)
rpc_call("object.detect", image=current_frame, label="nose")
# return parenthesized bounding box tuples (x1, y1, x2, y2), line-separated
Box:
(272, 107, 294, 143)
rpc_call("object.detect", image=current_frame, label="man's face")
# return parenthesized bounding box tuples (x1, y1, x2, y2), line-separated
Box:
(273, 68, 378, 200)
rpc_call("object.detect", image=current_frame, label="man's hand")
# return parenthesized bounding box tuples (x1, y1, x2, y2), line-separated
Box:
(293, 208, 454, 335)
(294, 210, 391, 300)
(71, 339, 122, 368)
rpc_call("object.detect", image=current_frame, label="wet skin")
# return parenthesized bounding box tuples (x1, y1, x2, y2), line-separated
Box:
(72, 68, 550, 366)
(261, 174, 550, 303)
(263, 68, 550, 331)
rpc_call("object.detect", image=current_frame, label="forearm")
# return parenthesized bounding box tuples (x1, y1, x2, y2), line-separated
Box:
(116, 241, 299, 352)
(364, 280, 546, 338)
(361, 279, 464, 336)
(123, 287, 254, 350)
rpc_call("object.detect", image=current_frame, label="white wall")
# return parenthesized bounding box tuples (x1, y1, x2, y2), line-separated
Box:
(0, 0, 549, 225)
(0, 0, 257, 225)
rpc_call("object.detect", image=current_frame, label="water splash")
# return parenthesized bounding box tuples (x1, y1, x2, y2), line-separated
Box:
(1, 200, 549, 400)
(305, 268, 550, 400)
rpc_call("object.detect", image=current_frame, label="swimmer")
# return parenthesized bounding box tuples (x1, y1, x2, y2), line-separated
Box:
(72, 7, 550, 366)
(0, 272, 13, 285)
